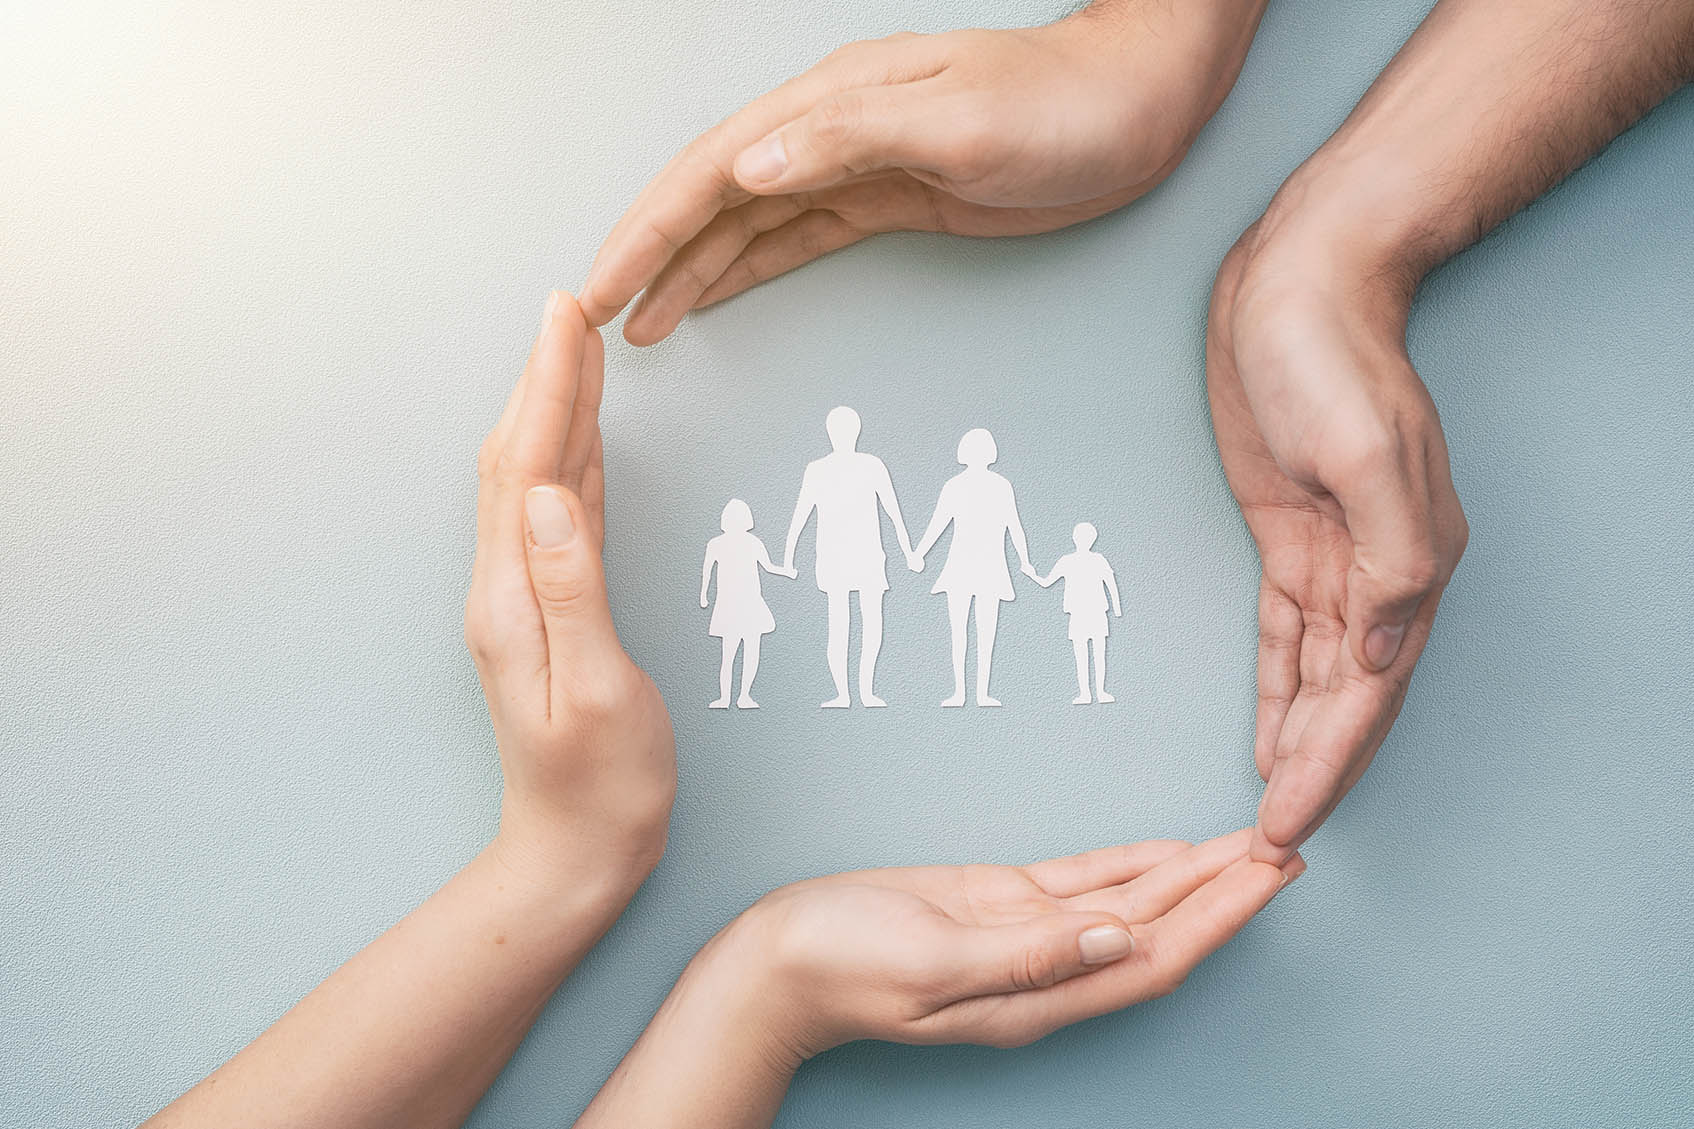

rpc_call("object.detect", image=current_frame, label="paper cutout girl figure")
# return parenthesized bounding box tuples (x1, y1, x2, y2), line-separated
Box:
(913, 428, 1039, 707)
(1033, 522, 1122, 704)
(701, 499, 795, 709)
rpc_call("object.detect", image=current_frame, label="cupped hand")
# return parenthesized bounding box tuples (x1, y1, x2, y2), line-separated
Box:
(582, 0, 1269, 344)
(1206, 220, 1467, 864)
(733, 829, 1299, 1053)
(465, 292, 677, 897)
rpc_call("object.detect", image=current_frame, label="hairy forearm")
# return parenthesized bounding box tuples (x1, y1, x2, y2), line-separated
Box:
(144, 842, 634, 1129)
(1258, 0, 1694, 287)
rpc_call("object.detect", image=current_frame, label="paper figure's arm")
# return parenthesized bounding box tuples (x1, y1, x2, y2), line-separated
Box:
(1033, 567, 1059, 588)
(782, 473, 817, 571)
(1006, 486, 1035, 574)
(141, 294, 675, 1129)
(756, 540, 795, 579)
(873, 460, 916, 559)
(912, 496, 952, 562)
(1105, 560, 1122, 616)
(701, 548, 717, 607)
(575, 832, 1302, 1129)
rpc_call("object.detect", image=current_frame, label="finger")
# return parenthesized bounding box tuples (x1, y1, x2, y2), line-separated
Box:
(693, 209, 874, 308)
(505, 292, 586, 480)
(938, 910, 1136, 1001)
(928, 856, 1300, 1047)
(1249, 651, 1413, 864)
(730, 81, 957, 195)
(623, 193, 809, 346)
(1064, 829, 1251, 922)
(580, 35, 945, 327)
(558, 327, 604, 510)
(1023, 840, 1191, 899)
(1256, 580, 1303, 782)
(523, 485, 620, 677)
(1330, 452, 1448, 674)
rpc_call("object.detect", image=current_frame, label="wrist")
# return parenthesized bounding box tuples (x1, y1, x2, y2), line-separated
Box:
(482, 819, 654, 927)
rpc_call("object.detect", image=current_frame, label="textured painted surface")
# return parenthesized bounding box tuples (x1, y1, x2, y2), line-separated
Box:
(3, 2, 1691, 1126)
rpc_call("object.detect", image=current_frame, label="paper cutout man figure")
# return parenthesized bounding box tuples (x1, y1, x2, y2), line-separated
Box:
(913, 428, 1038, 708)
(1032, 522, 1122, 704)
(783, 406, 919, 708)
(701, 499, 795, 709)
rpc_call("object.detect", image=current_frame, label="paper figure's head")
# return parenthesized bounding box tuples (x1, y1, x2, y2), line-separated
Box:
(1072, 522, 1098, 550)
(825, 406, 861, 452)
(956, 428, 997, 468)
(720, 498, 754, 534)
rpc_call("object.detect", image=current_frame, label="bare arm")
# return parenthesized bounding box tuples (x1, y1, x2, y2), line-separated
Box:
(143, 295, 676, 1129)
(1105, 562, 1122, 617)
(912, 494, 953, 562)
(1209, 0, 1694, 863)
(1005, 486, 1034, 573)
(700, 546, 716, 607)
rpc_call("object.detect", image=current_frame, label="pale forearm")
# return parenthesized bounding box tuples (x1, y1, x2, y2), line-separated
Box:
(575, 924, 801, 1129)
(1259, 0, 1694, 287)
(146, 841, 633, 1129)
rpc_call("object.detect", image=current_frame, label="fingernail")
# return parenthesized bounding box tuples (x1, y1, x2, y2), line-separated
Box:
(1278, 853, 1307, 889)
(735, 134, 788, 185)
(1364, 623, 1406, 669)
(525, 486, 575, 548)
(1078, 925, 1133, 965)
(545, 289, 567, 321)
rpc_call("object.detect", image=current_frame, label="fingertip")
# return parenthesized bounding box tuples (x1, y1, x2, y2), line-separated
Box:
(1077, 922, 1134, 967)
(1279, 852, 1308, 886)
(732, 132, 789, 190)
(1248, 824, 1295, 867)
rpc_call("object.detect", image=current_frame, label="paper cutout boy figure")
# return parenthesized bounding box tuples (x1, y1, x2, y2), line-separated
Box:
(1032, 522, 1122, 704)
(783, 406, 919, 709)
(701, 498, 795, 709)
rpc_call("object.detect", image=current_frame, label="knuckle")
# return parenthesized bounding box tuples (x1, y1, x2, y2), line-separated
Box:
(1012, 944, 1059, 992)
(810, 93, 865, 149)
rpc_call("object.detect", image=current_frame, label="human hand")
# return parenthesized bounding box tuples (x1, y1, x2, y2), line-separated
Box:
(465, 292, 677, 901)
(710, 830, 1299, 1056)
(1206, 198, 1467, 865)
(582, 0, 1271, 344)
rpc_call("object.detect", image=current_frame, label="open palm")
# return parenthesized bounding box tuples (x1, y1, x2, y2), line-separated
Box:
(747, 830, 1297, 1053)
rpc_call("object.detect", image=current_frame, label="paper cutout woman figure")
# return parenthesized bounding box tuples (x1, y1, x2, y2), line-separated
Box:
(701, 499, 795, 709)
(1033, 522, 1122, 704)
(913, 429, 1038, 707)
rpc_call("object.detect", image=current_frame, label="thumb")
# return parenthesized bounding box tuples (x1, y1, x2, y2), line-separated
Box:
(523, 485, 618, 662)
(731, 84, 951, 194)
(942, 912, 1134, 1000)
(1334, 472, 1443, 674)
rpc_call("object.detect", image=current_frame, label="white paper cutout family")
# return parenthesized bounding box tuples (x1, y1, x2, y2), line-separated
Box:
(701, 407, 1121, 711)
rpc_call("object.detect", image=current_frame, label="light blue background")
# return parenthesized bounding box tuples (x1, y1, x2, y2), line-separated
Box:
(4, 1, 1691, 1126)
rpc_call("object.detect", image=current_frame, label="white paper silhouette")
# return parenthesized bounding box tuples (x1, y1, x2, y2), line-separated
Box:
(783, 406, 919, 708)
(702, 499, 795, 709)
(912, 429, 1038, 707)
(1033, 523, 1122, 704)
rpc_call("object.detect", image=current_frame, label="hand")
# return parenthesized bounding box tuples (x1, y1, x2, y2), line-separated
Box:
(700, 593, 710, 608)
(906, 551, 923, 573)
(1020, 561, 1040, 582)
(465, 292, 677, 898)
(777, 565, 799, 580)
(721, 830, 1299, 1054)
(1206, 205, 1467, 865)
(582, 0, 1271, 344)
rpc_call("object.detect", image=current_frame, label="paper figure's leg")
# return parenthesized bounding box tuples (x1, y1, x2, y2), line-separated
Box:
(1072, 638, 1091, 704)
(859, 589, 886, 707)
(711, 637, 734, 709)
(823, 589, 851, 708)
(738, 634, 761, 709)
(943, 591, 970, 707)
(1094, 637, 1114, 703)
(976, 598, 1002, 707)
